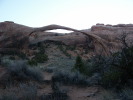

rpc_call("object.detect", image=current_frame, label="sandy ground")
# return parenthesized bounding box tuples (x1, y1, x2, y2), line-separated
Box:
(38, 71, 103, 100)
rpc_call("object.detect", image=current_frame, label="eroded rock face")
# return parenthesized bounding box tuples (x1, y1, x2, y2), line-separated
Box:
(113, 24, 133, 27)
(91, 23, 133, 32)
(96, 23, 104, 26)
(91, 25, 114, 31)
(0, 21, 33, 49)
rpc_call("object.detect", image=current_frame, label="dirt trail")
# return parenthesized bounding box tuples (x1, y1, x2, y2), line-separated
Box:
(37, 84, 52, 96)
(37, 71, 53, 96)
(38, 72, 103, 100)
(64, 86, 101, 100)
(43, 71, 53, 81)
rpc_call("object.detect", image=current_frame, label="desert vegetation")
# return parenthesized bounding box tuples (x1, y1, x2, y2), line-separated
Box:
(1, 22, 133, 100)
(50, 44, 133, 100)
(28, 45, 49, 66)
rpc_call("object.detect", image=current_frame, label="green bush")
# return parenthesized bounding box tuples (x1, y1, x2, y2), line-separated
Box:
(79, 46, 133, 88)
(28, 47, 48, 66)
(66, 45, 76, 51)
(100, 46, 133, 88)
(85, 55, 106, 76)
(58, 45, 71, 58)
(39, 44, 46, 54)
(28, 59, 38, 66)
(102, 68, 123, 88)
(34, 53, 48, 63)
(73, 55, 87, 75)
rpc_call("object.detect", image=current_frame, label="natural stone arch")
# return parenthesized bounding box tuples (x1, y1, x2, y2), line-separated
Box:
(29, 24, 109, 55)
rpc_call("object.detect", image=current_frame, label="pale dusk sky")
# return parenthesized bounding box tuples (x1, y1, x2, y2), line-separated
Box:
(0, 0, 133, 32)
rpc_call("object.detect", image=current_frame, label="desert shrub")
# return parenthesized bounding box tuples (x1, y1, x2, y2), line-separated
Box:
(0, 49, 27, 59)
(0, 57, 12, 66)
(6, 60, 43, 82)
(91, 55, 122, 87)
(66, 45, 76, 51)
(58, 45, 71, 58)
(101, 68, 123, 88)
(52, 70, 89, 86)
(58, 45, 64, 52)
(74, 56, 84, 70)
(83, 46, 133, 88)
(39, 44, 46, 54)
(86, 73, 101, 85)
(114, 47, 133, 78)
(19, 83, 37, 100)
(44, 67, 54, 73)
(120, 88, 133, 100)
(98, 90, 117, 100)
(17, 52, 27, 59)
(34, 53, 48, 63)
(51, 81, 60, 93)
(26, 67, 43, 82)
(0, 93, 18, 100)
(9, 56, 16, 60)
(40, 92, 68, 100)
(102, 46, 133, 88)
(0, 56, 1, 65)
(76, 54, 111, 77)
(84, 62, 100, 76)
(28, 45, 48, 66)
(28, 59, 38, 66)
(73, 55, 87, 75)
(28, 53, 48, 66)
(0, 83, 37, 100)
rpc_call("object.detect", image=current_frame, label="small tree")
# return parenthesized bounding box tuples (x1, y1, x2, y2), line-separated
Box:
(74, 56, 86, 74)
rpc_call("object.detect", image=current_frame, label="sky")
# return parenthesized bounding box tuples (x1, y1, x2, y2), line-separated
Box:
(0, 0, 133, 31)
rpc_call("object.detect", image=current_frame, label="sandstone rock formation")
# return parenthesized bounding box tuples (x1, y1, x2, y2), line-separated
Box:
(91, 25, 114, 31)
(0, 21, 108, 55)
(0, 21, 133, 56)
